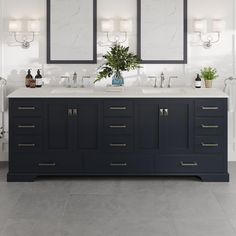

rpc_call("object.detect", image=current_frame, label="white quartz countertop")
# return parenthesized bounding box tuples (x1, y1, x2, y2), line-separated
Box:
(8, 87, 229, 98)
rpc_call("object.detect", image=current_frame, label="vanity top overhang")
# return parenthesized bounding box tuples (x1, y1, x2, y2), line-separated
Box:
(8, 87, 228, 99)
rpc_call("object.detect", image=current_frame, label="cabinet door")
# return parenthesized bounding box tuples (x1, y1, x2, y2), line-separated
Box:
(160, 100, 194, 154)
(135, 101, 159, 151)
(45, 101, 74, 152)
(75, 102, 100, 150)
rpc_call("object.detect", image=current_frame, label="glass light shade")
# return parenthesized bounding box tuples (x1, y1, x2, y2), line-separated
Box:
(8, 20, 22, 32)
(27, 20, 40, 32)
(101, 20, 114, 32)
(193, 19, 207, 33)
(212, 20, 225, 32)
(119, 20, 132, 32)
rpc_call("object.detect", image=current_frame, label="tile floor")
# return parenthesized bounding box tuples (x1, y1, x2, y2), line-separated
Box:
(0, 162, 236, 236)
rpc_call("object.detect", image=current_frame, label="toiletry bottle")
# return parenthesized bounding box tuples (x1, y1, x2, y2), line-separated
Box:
(25, 69, 33, 88)
(35, 69, 43, 88)
(195, 74, 201, 88)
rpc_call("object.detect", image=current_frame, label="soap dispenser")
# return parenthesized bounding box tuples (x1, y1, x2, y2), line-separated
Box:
(35, 69, 43, 88)
(25, 69, 33, 88)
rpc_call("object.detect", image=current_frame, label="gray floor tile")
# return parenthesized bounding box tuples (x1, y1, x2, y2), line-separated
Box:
(174, 219, 236, 236)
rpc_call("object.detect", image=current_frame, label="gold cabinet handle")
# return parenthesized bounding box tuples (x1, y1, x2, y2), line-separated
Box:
(18, 143, 35, 147)
(201, 142, 219, 147)
(109, 143, 127, 147)
(181, 161, 198, 167)
(18, 106, 35, 110)
(38, 163, 56, 167)
(110, 163, 127, 167)
(109, 125, 127, 129)
(201, 106, 219, 110)
(201, 124, 219, 129)
(109, 107, 127, 110)
(18, 125, 36, 129)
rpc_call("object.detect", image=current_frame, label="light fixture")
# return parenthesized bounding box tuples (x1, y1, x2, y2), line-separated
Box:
(99, 19, 132, 46)
(8, 19, 40, 49)
(193, 19, 225, 49)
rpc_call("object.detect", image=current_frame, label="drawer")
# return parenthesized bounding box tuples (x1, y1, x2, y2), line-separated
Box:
(12, 118, 42, 135)
(13, 136, 42, 153)
(104, 118, 133, 135)
(83, 154, 155, 173)
(195, 118, 225, 136)
(104, 100, 133, 117)
(11, 100, 43, 117)
(103, 136, 133, 152)
(195, 136, 225, 153)
(195, 100, 226, 117)
(157, 156, 225, 173)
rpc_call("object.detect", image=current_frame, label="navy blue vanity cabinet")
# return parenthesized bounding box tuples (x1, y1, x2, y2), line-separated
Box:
(7, 98, 229, 182)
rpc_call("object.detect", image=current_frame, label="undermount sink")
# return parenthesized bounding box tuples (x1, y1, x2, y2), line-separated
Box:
(51, 88, 94, 94)
(142, 88, 187, 94)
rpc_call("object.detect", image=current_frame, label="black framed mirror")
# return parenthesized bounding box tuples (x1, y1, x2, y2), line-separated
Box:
(47, 0, 97, 64)
(137, 0, 187, 64)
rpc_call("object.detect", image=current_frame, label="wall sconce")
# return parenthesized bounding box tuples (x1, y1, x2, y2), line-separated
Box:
(193, 19, 225, 49)
(100, 19, 132, 45)
(8, 20, 40, 49)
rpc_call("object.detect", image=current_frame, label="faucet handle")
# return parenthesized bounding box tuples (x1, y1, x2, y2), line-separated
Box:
(148, 76, 158, 88)
(168, 76, 178, 88)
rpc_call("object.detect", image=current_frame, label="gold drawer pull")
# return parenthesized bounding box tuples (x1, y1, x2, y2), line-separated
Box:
(201, 124, 219, 129)
(18, 107, 36, 110)
(201, 142, 219, 147)
(18, 125, 36, 129)
(109, 125, 127, 129)
(18, 143, 35, 147)
(109, 107, 127, 110)
(109, 143, 127, 147)
(201, 106, 219, 110)
(38, 163, 56, 167)
(181, 161, 198, 167)
(110, 163, 127, 167)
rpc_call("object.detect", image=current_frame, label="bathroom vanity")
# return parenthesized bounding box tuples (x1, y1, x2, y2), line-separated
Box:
(7, 87, 229, 182)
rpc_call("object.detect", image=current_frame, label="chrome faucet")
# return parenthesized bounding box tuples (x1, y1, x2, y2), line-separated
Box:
(148, 76, 158, 88)
(168, 76, 178, 88)
(72, 72, 78, 88)
(160, 72, 165, 88)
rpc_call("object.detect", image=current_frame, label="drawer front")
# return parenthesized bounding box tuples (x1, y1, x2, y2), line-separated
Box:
(103, 136, 133, 152)
(157, 156, 225, 173)
(104, 118, 133, 135)
(104, 100, 133, 117)
(11, 100, 42, 117)
(195, 100, 226, 117)
(13, 118, 42, 135)
(195, 136, 225, 153)
(13, 136, 42, 153)
(83, 154, 155, 173)
(195, 118, 225, 136)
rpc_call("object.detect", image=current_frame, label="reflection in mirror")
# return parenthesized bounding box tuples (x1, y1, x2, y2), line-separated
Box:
(137, 0, 187, 64)
(47, 0, 97, 64)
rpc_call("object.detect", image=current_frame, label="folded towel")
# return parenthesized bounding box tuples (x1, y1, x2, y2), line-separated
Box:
(224, 80, 236, 112)
(0, 78, 7, 113)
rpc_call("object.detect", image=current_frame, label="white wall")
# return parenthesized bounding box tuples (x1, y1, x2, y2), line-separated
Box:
(0, 0, 236, 161)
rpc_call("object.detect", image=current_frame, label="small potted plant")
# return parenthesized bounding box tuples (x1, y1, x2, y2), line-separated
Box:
(95, 44, 141, 86)
(200, 67, 218, 88)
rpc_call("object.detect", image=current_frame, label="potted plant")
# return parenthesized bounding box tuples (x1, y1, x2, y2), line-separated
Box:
(95, 44, 141, 86)
(200, 67, 218, 88)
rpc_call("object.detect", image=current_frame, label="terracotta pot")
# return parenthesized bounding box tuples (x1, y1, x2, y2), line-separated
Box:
(204, 80, 213, 88)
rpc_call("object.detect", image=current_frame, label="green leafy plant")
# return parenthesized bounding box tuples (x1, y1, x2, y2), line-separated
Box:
(200, 67, 218, 81)
(95, 44, 141, 83)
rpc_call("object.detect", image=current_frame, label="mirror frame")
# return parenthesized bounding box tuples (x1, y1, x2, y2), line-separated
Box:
(47, 0, 97, 64)
(137, 0, 188, 64)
